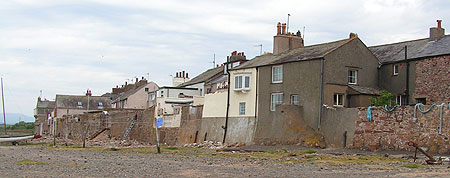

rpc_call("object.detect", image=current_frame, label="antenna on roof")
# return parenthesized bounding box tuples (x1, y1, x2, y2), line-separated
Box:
(254, 44, 262, 55)
(210, 53, 216, 68)
(303, 26, 305, 39)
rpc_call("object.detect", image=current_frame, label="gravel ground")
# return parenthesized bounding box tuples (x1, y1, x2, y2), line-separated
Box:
(1, 143, 450, 178)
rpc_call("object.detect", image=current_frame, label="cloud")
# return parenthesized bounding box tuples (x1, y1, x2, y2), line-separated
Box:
(0, 0, 448, 116)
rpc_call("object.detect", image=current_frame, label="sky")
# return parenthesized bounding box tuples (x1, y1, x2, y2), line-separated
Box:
(0, 0, 448, 118)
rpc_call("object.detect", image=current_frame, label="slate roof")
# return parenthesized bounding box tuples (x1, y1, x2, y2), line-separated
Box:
(56, 95, 111, 110)
(233, 38, 353, 70)
(178, 66, 224, 87)
(348, 85, 382, 95)
(36, 99, 55, 109)
(369, 35, 450, 64)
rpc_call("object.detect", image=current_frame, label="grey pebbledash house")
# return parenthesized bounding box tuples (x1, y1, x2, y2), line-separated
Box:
(228, 23, 380, 144)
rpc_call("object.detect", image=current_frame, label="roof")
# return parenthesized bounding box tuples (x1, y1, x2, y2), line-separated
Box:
(178, 66, 224, 87)
(348, 85, 381, 95)
(233, 38, 353, 70)
(369, 35, 450, 64)
(36, 99, 55, 109)
(159, 86, 199, 90)
(112, 82, 158, 103)
(55, 95, 112, 109)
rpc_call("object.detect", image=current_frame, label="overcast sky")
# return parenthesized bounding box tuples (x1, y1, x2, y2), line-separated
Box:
(0, 0, 448, 117)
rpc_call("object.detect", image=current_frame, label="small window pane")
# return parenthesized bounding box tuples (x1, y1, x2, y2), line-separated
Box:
(235, 76, 239, 89)
(244, 76, 250, 88)
(77, 101, 82, 106)
(291, 95, 299, 105)
(348, 70, 357, 84)
(239, 102, 245, 115)
(393, 65, 399, 75)
(272, 66, 283, 83)
(271, 93, 283, 111)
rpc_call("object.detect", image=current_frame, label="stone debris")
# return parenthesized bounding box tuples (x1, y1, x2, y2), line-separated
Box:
(183, 141, 225, 150)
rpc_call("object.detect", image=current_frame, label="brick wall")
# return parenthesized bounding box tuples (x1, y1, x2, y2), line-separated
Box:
(353, 105, 450, 154)
(415, 55, 450, 103)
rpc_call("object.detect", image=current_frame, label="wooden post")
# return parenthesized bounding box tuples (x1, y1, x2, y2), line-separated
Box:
(53, 118, 56, 146)
(155, 118, 161, 154)
(414, 147, 418, 162)
(1, 77, 7, 135)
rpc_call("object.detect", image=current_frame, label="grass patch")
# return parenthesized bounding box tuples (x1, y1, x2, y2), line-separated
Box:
(401, 163, 428, 169)
(15, 159, 49, 165)
(302, 149, 317, 154)
(0, 141, 48, 146)
(163, 147, 179, 150)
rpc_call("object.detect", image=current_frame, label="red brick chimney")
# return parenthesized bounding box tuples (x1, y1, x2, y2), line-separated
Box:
(430, 20, 445, 41)
(281, 23, 287, 35)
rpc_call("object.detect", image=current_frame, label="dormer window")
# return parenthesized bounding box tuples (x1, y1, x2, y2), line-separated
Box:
(98, 102, 103, 107)
(77, 101, 82, 108)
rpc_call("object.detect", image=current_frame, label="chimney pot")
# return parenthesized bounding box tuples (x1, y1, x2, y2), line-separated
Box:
(438, 19, 442, 28)
(281, 23, 287, 35)
(349, 33, 358, 39)
(231, 51, 237, 56)
(183, 71, 185, 78)
(186, 73, 189, 78)
(277, 22, 282, 35)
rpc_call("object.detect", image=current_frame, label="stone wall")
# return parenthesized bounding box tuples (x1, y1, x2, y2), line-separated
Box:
(176, 105, 203, 145)
(415, 55, 450, 103)
(353, 105, 450, 154)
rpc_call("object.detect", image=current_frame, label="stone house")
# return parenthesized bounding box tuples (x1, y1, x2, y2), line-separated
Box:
(111, 80, 159, 109)
(33, 97, 55, 135)
(370, 20, 449, 105)
(54, 90, 112, 119)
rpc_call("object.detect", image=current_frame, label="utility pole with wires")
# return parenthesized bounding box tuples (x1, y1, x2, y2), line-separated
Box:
(254, 44, 263, 55)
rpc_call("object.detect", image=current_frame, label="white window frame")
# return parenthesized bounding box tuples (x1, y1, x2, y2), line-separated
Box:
(234, 74, 251, 91)
(239, 102, 246, 115)
(77, 101, 82, 106)
(272, 65, 283, 83)
(98, 102, 103, 107)
(271, 93, 283, 111)
(333, 93, 344, 107)
(396, 95, 402, 105)
(348, 70, 357, 85)
(393, 64, 399, 76)
(291, 95, 299, 105)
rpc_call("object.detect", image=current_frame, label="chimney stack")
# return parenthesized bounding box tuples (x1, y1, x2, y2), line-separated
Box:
(183, 71, 185, 78)
(273, 22, 304, 55)
(281, 23, 287, 35)
(349, 33, 358, 39)
(86, 89, 92, 96)
(430, 19, 445, 41)
(277, 22, 282, 35)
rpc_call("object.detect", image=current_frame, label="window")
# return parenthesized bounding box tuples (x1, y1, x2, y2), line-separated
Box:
(145, 88, 149, 92)
(393, 64, 399, 76)
(291, 95, 299, 105)
(271, 93, 283, 111)
(333, 94, 344, 106)
(151, 93, 156, 100)
(200, 89, 203, 96)
(98, 102, 103, 107)
(416, 98, 426, 105)
(77, 101, 82, 106)
(272, 65, 283, 83)
(348, 70, 357, 85)
(160, 91, 164, 97)
(396, 95, 402, 105)
(234, 74, 251, 90)
(239, 102, 246, 115)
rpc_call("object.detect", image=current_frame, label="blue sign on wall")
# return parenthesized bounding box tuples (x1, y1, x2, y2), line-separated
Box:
(156, 117, 163, 128)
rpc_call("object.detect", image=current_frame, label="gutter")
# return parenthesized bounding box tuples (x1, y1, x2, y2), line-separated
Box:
(318, 58, 324, 130)
(223, 57, 231, 144)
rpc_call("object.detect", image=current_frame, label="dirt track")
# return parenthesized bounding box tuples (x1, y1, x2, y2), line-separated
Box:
(1, 143, 450, 178)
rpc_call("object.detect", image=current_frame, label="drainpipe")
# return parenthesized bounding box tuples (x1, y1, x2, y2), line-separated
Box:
(405, 46, 409, 105)
(317, 58, 324, 130)
(223, 57, 231, 144)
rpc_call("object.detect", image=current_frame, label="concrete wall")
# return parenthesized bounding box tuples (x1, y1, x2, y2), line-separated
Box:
(320, 107, 358, 148)
(176, 106, 203, 145)
(353, 105, 450, 154)
(254, 104, 320, 145)
(414, 55, 450, 104)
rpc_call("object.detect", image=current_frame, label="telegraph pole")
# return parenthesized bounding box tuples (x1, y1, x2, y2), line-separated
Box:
(1, 77, 7, 135)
